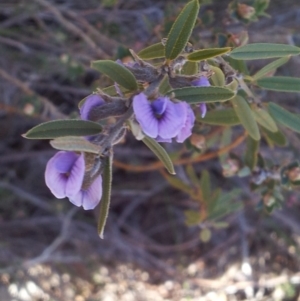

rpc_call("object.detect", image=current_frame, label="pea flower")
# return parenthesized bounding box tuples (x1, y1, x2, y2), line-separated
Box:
(192, 76, 210, 118)
(133, 93, 186, 141)
(80, 94, 104, 120)
(176, 103, 195, 143)
(45, 151, 102, 210)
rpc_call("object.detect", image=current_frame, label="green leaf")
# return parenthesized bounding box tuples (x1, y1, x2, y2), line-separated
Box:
(200, 170, 211, 202)
(159, 75, 172, 94)
(98, 152, 113, 239)
(269, 103, 300, 133)
(102, 85, 131, 96)
(252, 105, 278, 132)
(165, 0, 200, 60)
(50, 136, 101, 154)
(142, 136, 175, 175)
(244, 136, 259, 170)
(200, 228, 211, 242)
(209, 66, 225, 86)
(181, 61, 198, 75)
(199, 108, 240, 125)
(257, 76, 300, 93)
(253, 56, 290, 80)
(91, 60, 138, 91)
(169, 86, 235, 103)
(262, 127, 286, 147)
(229, 43, 300, 60)
(224, 56, 249, 75)
(184, 210, 201, 226)
(231, 96, 260, 140)
(187, 47, 231, 61)
(23, 119, 103, 139)
(138, 43, 165, 60)
(208, 189, 242, 221)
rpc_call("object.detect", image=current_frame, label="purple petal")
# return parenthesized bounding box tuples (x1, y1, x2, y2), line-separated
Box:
(54, 151, 78, 173)
(133, 93, 158, 138)
(199, 103, 207, 118)
(45, 152, 69, 198)
(80, 94, 104, 120)
(158, 100, 186, 139)
(192, 76, 210, 87)
(65, 153, 85, 197)
(69, 175, 102, 210)
(156, 136, 172, 143)
(176, 104, 195, 143)
(151, 98, 167, 115)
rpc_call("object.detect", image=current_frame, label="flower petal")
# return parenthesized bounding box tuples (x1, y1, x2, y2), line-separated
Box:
(45, 152, 69, 198)
(176, 104, 195, 143)
(65, 153, 85, 197)
(69, 175, 102, 210)
(158, 100, 186, 139)
(151, 97, 167, 115)
(199, 103, 207, 118)
(53, 151, 78, 173)
(192, 76, 210, 87)
(80, 94, 104, 120)
(156, 136, 172, 143)
(133, 93, 158, 138)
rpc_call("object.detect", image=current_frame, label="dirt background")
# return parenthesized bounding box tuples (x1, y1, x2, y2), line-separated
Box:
(1, 0, 300, 300)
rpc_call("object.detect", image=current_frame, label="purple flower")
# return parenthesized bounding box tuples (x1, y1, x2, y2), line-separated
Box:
(69, 175, 102, 210)
(192, 76, 210, 118)
(176, 103, 195, 143)
(45, 151, 85, 199)
(133, 93, 186, 140)
(80, 94, 104, 120)
(45, 151, 102, 210)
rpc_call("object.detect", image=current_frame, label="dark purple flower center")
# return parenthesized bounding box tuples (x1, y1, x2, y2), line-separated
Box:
(151, 98, 167, 119)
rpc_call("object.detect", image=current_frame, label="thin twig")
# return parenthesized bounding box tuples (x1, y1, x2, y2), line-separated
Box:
(113, 132, 247, 172)
(34, 0, 109, 58)
(0, 67, 65, 119)
(23, 207, 79, 268)
(0, 181, 53, 212)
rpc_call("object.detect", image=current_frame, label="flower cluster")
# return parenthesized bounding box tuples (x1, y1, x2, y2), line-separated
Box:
(45, 95, 104, 210)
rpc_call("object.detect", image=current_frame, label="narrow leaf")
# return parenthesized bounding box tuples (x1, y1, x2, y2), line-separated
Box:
(23, 119, 103, 139)
(98, 152, 113, 239)
(165, 0, 200, 60)
(187, 47, 231, 61)
(229, 43, 300, 60)
(209, 66, 225, 86)
(244, 136, 259, 170)
(252, 105, 278, 132)
(269, 103, 300, 133)
(91, 60, 138, 91)
(50, 136, 101, 154)
(181, 61, 198, 75)
(257, 76, 300, 93)
(253, 56, 290, 80)
(169, 86, 235, 103)
(138, 43, 165, 60)
(142, 136, 175, 174)
(231, 96, 260, 140)
(159, 75, 172, 94)
(262, 127, 286, 147)
(199, 108, 240, 125)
